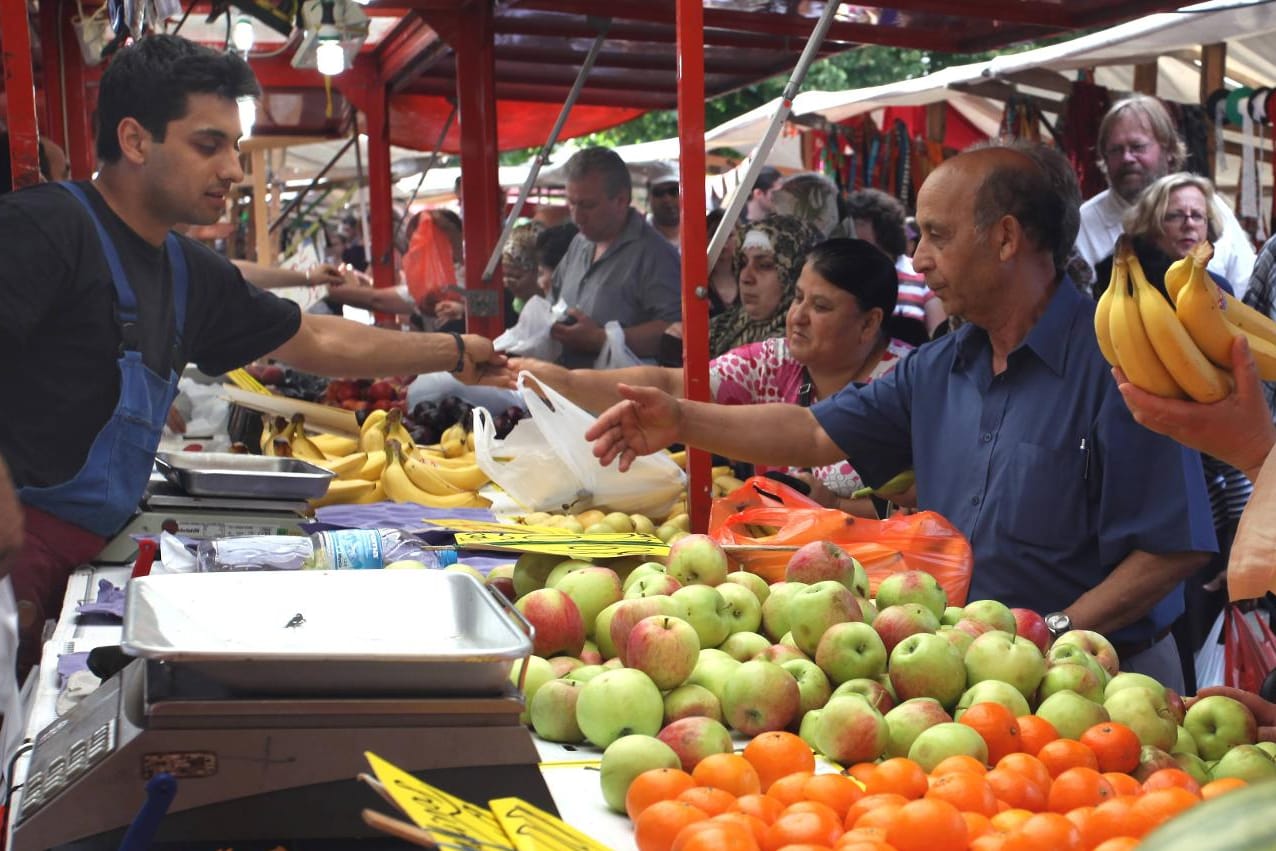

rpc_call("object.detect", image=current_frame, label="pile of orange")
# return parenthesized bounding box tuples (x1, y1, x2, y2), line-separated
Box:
(624, 707, 1250, 851)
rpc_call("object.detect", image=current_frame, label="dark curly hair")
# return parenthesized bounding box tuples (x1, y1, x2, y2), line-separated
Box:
(844, 189, 908, 260)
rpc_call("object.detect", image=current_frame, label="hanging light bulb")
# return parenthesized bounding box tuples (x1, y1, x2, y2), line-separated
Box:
(231, 16, 255, 54)
(314, 1, 344, 76)
(238, 96, 257, 138)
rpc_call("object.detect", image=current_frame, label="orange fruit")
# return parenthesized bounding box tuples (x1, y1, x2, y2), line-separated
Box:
(803, 773, 865, 819)
(1092, 838, 1140, 851)
(634, 800, 710, 851)
(671, 817, 760, 851)
(1063, 805, 1098, 850)
(771, 845, 833, 851)
(985, 767, 1046, 812)
(885, 798, 967, 851)
(989, 808, 1034, 834)
(1131, 786, 1200, 829)
(1016, 715, 1059, 755)
(1079, 722, 1141, 774)
(1036, 738, 1099, 778)
(784, 800, 843, 826)
(679, 786, 738, 817)
(711, 812, 769, 847)
(1101, 771, 1143, 798)
(1046, 766, 1114, 812)
(1141, 767, 1203, 797)
(963, 811, 993, 841)
(765, 809, 844, 850)
(835, 842, 896, 851)
(847, 762, 880, 785)
(1201, 777, 1247, 800)
(995, 753, 1052, 795)
(835, 826, 890, 848)
(694, 752, 763, 797)
(732, 793, 786, 825)
(970, 835, 1010, 851)
(852, 801, 905, 834)
(628, 768, 700, 820)
(1001, 811, 1082, 851)
(930, 754, 988, 776)
(744, 731, 818, 793)
(925, 771, 999, 816)
(844, 793, 908, 831)
(1087, 796, 1156, 844)
(768, 771, 817, 805)
(960, 702, 1024, 764)
(864, 757, 929, 800)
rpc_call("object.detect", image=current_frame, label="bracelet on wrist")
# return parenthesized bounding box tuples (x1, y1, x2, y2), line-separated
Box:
(448, 332, 466, 373)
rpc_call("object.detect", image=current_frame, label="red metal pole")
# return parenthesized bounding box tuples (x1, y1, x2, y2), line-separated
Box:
(453, 0, 504, 339)
(362, 78, 396, 293)
(676, 0, 710, 534)
(3, 0, 43, 189)
(37, 0, 64, 150)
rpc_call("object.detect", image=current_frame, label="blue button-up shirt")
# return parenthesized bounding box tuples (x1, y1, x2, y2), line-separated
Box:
(811, 280, 1216, 643)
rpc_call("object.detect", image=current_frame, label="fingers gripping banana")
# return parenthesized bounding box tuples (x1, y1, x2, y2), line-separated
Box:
(1094, 257, 1121, 368)
(1109, 252, 1184, 399)
(1176, 245, 1276, 380)
(1130, 253, 1230, 403)
(359, 409, 388, 453)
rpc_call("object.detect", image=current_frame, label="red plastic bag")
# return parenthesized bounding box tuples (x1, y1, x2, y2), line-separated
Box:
(708, 476, 974, 605)
(1223, 603, 1276, 694)
(401, 213, 457, 309)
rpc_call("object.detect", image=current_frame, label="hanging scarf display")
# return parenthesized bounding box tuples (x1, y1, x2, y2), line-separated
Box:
(1059, 80, 1112, 200)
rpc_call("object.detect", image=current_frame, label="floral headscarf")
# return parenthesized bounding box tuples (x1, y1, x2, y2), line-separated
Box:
(501, 221, 543, 276)
(708, 214, 823, 357)
(772, 172, 841, 237)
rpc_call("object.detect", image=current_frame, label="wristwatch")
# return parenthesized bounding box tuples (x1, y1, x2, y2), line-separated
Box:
(1044, 611, 1073, 638)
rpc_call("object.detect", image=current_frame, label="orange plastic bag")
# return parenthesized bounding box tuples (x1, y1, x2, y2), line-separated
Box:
(708, 476, 974, 605)
(401, 213, 457, 310)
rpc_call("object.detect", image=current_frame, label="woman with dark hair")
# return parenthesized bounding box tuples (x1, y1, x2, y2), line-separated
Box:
(508, 238, 913, 515)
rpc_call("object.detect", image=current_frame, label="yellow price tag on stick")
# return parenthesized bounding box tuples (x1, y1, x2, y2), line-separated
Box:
(364, 752, 513, 850)
(426, 518, 671, 559)
(489, 797, 610, 851)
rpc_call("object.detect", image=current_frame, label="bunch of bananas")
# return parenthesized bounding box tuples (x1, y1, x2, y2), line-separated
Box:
(1096, 240, 1276, 402)
(665, 450, 744, 498)
(261, 410, 491, 509)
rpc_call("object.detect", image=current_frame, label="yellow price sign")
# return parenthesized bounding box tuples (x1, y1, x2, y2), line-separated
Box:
(489, 797, 610, 851)
(364, 752, 513, 850)
(427, 518, 671, 559)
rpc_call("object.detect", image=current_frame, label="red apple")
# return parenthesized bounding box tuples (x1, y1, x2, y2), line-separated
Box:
(608, 597, 675, 666)
(1012, 608, 1051, 653)
(657, 716, 734, 772)
(626, 615, 701, 690)
(873, 603, 940, 655)
(813, 694, 889, 764)
(785, 541, 868, 596)
(515, 588, 586, 658)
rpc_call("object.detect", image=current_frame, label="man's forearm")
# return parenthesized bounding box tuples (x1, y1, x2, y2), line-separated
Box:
(676, 400, 846, 468)
(232, 260, 306, 290)
(1064, 549, 1209, 635)
(624, 320, 672, 358)
(269, 315, 460, 378)
(543, 364, 680, 414)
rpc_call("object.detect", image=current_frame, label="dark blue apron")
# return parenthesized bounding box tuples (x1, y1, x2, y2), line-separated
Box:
(19, 182, 189, 537)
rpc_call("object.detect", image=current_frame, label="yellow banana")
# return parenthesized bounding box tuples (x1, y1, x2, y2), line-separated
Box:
(310, 451, 368, 480)
(384, 408, 415, 450)
(359, 409, 388, 453)
(414, 447, 476, 467)
(668, 449, 687, 468)
(1220, 292, 1276, 347)
(1130, 252, 1230, 403)
(1094, 255, 1121, 367)
(1164, 253, 1193, 305)
(382, 442, 489, 508)
(1110, 251, 1184, 399)
(356, 450, 387, 481)
(400, 449, 467, 495)
(271, 436, 293, 457)
(1176, 243, 1276, 379)
(288, 415, 327, 462)
(713, 474, 746, 496)
(466, 430, 476, 452)
(441, 437, 467, 459)
(309, 478, 377, 508)
(349, 479, 386, 504)
(311, 432, 359, 457)
(427, 460, 490, 492)
(260, 415, 286, 453)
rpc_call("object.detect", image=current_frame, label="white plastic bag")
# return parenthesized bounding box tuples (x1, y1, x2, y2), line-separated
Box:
(593, 321, 642, 369)
(474, 372, 686, 516)
(0, 578, 24, 783)
(493, 295, 562, 362)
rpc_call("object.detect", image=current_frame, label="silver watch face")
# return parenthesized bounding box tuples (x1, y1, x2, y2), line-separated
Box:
(1045, 613, 1071, 634)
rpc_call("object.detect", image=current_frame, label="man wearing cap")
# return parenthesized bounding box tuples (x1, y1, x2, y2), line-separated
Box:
(1076, 95, 1254, 294)
(647, 163, 681, 248)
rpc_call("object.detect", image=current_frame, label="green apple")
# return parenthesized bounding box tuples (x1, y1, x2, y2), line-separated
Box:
(666, 534, 729, 587)
(513, 552, 564, 598)
(814, 694, 889, 764)
(874, 570, 947, 619)
(761, 581, 808, 642)
(1258, 741, 1276, 760)
(858, 597, 878, 626)
(718, 631, 771, 662)
(754, 644, 809, 665)
(655, 522, 682, 543)
(1132, 745, 1178, 782)
(832, 678, 896, 713)
(564, 664, 607, 683)
(964, 632, 1046, 701)
(1046, 642, 1111, 689)
(1103, 671, 1168, 702)
(656, 716, 734, 772)
(444, 563, 484, 581)
(545, 558, 595, 589)
(908, 722, 988, 772)
(622, 562, 670, 592)
(1049, 630, 1119, 678)
(555, 567, 623, 637)
(716, 581, 764, 635)
(598, 735, 680, 813)
(594, 601, 626, 660)
(510, 655, 555, 725)
(625, 573, 683, 599)
(629, 514, 657, 536)
(1210, 744, 1276, 783)
(685, 648, 742, 702)
(788, 581, 863, 657)
(1184, 694, 1260, 761)
(663, 683, 723, 724)
(781, 658, 833, 717)
(722, 570, 770, 605)
(1171, 725, 1199, 756)
(1173, 751, 1211, 786)
(721, 660, 801, 736)
(815, 620, 888, 685)
(955, 680, 1031, 720)
(961, 599, 1017, 635)
(1036, 689, 1110, 740)
(799, 708, 823, 750)
(937, 626, 974, 659)
(884, 697, 953, 759)
(672, 585, 732, 649)
(669, 513, 691, 533)
(888, 632, 967, 710)
(575, 668, 665, 747)
(548, 656, 583, 677)
(603, 511, 635, 533)
(940, 606, 964, 627)
(1038, 662, 1106, 704)
(530, 679, 586, 743)
(1105, 687, 1177, 751)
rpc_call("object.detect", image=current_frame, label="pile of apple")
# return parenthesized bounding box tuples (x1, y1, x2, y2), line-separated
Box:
(500, 536, 1276, 819)
(514, 508, 691, 541)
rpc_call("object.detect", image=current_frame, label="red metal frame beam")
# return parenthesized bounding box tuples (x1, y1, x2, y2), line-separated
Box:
(407, 77, 675, 109)
(877, 0, 1072, 27)
(453, 1, 504, 338)
(3, 0, 43, 189)
(362, 76, 396, 292)
(37, 0, 65, 150)
(676, 0, 711, 533)
(491, 16, 885, 52)
(489, 43, 759, 75)
(375, 12, 449, 91)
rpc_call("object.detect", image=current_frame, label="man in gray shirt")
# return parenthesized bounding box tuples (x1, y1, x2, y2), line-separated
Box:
(551, 147, 682, 368)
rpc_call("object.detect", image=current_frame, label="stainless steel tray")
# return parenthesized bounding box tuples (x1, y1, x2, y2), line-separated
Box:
(155, 451, 333, 500)
(121, 570, 533, 696)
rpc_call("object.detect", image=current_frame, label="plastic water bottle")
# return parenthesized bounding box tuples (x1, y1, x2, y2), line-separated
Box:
(305, 529, 457, 570)
(196, 536, 314, 572)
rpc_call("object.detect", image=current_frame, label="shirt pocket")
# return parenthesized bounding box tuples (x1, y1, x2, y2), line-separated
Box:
(999, 441, 1090, 550)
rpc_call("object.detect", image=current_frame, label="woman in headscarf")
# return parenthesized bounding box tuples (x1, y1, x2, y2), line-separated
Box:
(707, 214, 822, 357)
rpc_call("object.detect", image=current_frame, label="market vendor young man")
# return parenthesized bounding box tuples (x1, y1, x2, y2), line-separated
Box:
(585, 142, 1216, 691)
(0, 34, 503, 679)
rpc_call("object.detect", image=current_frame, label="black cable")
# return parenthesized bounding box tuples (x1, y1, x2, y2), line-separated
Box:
(170, 0, 195, 35)
(1, 740, 36, 838)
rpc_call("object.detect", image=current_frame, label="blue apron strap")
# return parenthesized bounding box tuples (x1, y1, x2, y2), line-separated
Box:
(58, 181, 138, 321)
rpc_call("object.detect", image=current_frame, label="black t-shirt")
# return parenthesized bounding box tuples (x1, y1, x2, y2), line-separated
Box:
(0, 182, 302, 489)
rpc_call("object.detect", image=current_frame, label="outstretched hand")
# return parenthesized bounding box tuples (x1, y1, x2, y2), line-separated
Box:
(584, 384, 681, 472)
(1114, 336, 1276, 478)
(453, 335, 510, 386)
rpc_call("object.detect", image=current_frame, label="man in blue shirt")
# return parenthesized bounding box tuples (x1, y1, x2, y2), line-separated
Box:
(585, 143, 1215, 690)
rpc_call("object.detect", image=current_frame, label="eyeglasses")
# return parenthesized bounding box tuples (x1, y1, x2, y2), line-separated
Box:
(1103, 141, 1154, 159)
(651, 185, 679, 199)
(1163, 210, 1207, 225)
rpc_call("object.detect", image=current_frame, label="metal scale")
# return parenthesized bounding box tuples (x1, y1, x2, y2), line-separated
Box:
(12, 571, 552, 851)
